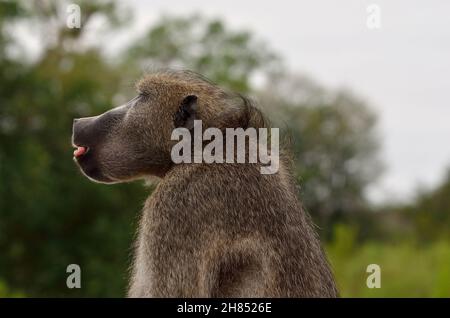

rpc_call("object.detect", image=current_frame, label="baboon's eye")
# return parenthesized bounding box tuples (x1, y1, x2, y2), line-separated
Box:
(137, 92, 150, 103)
(128, 93, 148, 107)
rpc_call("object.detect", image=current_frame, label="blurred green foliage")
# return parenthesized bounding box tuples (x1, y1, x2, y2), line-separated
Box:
(125, 14, 280, 93)
(328, 224, 450, 297)
(0, 0, 448, 297)
(405, 170, 450, 242)
(259, 75, 382, 237)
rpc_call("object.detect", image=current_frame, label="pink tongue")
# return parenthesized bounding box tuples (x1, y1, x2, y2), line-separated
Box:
(74, 146, 87, 157)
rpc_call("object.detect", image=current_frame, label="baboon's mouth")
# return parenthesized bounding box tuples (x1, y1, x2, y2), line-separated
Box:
(73, 146, 89, 158)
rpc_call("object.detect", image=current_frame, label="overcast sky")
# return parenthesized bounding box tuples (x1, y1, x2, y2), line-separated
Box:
(20, 0, 450, 203)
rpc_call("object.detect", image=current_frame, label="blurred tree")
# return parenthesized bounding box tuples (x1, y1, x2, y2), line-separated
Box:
(404, 169, 450, 241)
(0, 0, 146, 297)
(124, 14, 280, 93)
(258, 74, 383, 237)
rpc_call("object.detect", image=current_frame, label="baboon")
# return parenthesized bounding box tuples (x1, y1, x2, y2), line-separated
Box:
(72, 70, 338, 297)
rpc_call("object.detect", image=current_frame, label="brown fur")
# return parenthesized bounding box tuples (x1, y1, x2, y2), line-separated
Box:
(72, 70, 339, 297)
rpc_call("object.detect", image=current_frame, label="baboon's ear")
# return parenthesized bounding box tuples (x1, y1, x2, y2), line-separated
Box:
(173, 95, 198, 130)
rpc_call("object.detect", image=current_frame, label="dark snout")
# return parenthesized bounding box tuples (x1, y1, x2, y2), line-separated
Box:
(72, 117, 97, 149)
(72, 105, 128, 150)
(72, 115, 113, 183)
(71, 104, 130, 183)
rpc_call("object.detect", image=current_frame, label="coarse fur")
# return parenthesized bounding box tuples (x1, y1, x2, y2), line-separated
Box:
(72, 69, 339, 297)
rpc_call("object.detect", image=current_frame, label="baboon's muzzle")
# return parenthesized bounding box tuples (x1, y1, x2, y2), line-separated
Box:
(71, 103, 131, 182)
(72, 116, 104, 157)
(72, 116, 112, 183)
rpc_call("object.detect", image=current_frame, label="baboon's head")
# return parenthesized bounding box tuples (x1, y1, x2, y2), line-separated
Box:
(72, 70, 264, 183)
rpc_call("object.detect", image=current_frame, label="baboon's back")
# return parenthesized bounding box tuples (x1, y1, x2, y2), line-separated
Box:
(136, 160, 338, 297)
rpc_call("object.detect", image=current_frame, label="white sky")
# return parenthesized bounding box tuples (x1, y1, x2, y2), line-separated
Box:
(125, 0, 450, 204)
(18, 0, 450, 204)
